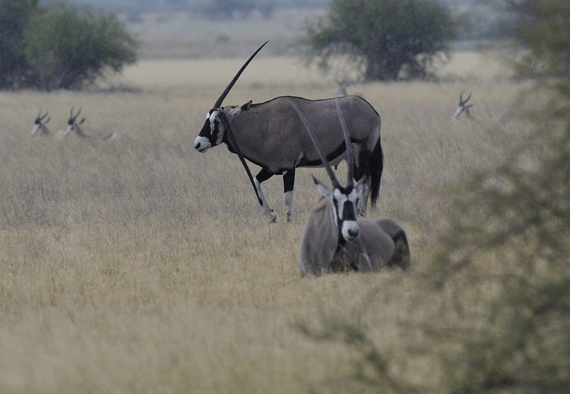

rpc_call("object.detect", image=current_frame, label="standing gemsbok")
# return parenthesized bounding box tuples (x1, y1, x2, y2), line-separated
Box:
(64, 107, 116, 141)
(289, 99, 410, 276)
(31, 111, 52, 137)
(194, 42, 383, 222)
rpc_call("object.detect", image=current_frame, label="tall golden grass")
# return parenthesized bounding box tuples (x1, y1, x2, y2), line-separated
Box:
(0, 51, 531, 392)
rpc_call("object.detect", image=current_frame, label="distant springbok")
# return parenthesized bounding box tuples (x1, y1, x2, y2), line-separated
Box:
(31, 111, 52, 136)
(453, 91, 475, 120)
(64, 107, 116, 140)
(290, 99, 410, 276)
(334, 80, 362, 97)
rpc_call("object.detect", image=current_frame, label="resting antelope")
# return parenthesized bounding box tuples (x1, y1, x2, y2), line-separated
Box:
(290, 99, 410, 276)
(334, 80, 362, 97)
(64, 107, 116, 141)
(453, 91, 475, 120)
(194, 42, 383, 222)
(31, 111, 52, 136)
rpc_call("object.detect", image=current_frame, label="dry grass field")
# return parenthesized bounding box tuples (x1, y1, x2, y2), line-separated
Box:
(0, 46, 532, 393)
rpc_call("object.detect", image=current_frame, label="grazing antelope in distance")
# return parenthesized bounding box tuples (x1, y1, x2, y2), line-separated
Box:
(194, 41, 383, 222)
(31, 111, 52, 136)
(453, 91, 475, 120)
(334, 80, 362, 97)
(64, 107, 116, 141)
(290, 99, 410, 276)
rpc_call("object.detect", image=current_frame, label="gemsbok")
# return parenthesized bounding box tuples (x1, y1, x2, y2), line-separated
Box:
(453, 91, 475, 120)
(64, 107, 116, 141)
(31, 111, 52, 137)
(194, 42, 383, 222)
(290, 99, 410, 276)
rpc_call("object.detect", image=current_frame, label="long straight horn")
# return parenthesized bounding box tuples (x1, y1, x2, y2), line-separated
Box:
(287, 100, 341, 189)
(213, 41, 268, 109)
(334, 99, 354, 187)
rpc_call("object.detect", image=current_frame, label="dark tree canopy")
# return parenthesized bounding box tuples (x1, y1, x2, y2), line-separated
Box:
(0, 1, 138, 90)
(301, 0, 456, 81)
(505, 0, 570, 78)
(0, 0, 38, 89)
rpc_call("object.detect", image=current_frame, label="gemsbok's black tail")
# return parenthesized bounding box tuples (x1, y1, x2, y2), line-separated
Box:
(370, 139, 383, 207)
(389, 229, 411, 271)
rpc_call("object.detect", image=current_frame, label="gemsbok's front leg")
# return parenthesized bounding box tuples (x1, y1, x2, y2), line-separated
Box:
(283, 168, 295, 222)
(253, 168, 277, 223)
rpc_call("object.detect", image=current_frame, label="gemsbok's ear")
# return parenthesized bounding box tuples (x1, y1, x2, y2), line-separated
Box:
(312, 175, 333, 199)
(228, 101, 253, 117)
(78, 117, 86, 125)
(355, 175, 368, 194)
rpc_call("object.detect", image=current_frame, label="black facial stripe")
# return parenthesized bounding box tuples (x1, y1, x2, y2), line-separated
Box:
(342, 200, 357, 221)
(210, 119, 221, 143)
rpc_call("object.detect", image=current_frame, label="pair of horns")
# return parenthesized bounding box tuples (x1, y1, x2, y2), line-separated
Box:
(213, 41, 268, 109)
(459, 91, 472, 106)
(288, 99, 354, 190)
(35, 110, 49, 123)
(69, 107, 82, 122)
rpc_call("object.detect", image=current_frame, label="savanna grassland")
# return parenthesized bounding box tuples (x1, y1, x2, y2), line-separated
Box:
(0, 11, 534, 393)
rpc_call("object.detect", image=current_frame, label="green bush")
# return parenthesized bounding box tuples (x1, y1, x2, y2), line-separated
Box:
(0, 1, 138, 90)
(0, 0, 37, 89)
(507, 0, 570, 79)
(300, 0, 456, 81)
(22, 3, 138, 90)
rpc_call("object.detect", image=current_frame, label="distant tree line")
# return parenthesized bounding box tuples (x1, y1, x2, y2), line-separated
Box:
(0, 0, 138, 91)
(199, 0, 277, 19)
(39, 0, 329, 13)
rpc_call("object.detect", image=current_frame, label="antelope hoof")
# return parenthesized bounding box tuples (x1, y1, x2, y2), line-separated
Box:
(286, 213, 292, 222)
(269, 215, 277, 223)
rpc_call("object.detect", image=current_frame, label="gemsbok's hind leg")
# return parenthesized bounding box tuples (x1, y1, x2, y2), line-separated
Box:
(377, 218, 411, 270)
(283, 169, 295, 222)
(355, 147, 373, 216)
(254, 168, 277, 223)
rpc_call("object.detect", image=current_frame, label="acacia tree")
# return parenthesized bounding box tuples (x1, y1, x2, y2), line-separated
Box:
(301, 0, 456, 81)
(22, 3, 138, 90)
(505, 0, 570, 78)
(0, 0, 37, 89)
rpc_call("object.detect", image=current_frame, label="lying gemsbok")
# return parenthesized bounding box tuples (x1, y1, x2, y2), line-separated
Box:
(289, 99, 410, 276)
(64, 107, 116, 140)
(194, 42, 383, 222)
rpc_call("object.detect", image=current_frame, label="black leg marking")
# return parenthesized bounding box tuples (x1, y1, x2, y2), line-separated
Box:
(356, 147, 372, 182)
(283, 169, 295, 194)
(283, 169, 295, 222)
(256, 168, 274, 183)
(369, 140, 384, 206)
